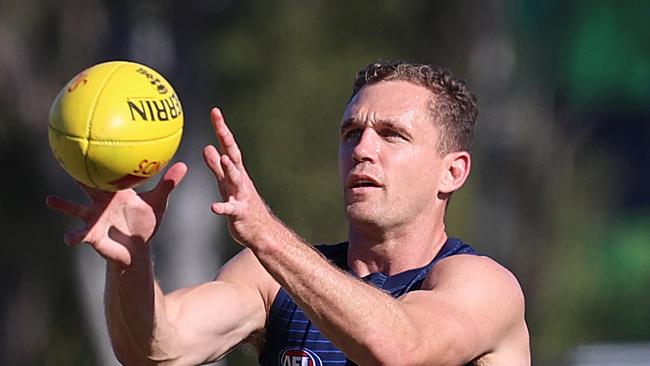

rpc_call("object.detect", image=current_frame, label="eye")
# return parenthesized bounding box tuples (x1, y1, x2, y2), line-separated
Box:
(379, 129, 404, 140)
(343, 128, 363, 141)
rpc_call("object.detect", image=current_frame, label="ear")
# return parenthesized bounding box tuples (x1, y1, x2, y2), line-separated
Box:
(438, 151, 471, 194)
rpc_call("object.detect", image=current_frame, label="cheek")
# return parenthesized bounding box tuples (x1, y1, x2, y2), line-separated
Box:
(338, 147, 351, 175)
(389, 150, 441, 188)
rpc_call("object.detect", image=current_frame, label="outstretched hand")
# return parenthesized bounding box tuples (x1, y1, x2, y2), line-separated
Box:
(46, 163, 187, 267)
(203, 107, 275, 247)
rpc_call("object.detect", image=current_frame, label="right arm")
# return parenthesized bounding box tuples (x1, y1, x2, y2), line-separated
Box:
(47, 163, 277, 365)
(106, 247, 275, 365)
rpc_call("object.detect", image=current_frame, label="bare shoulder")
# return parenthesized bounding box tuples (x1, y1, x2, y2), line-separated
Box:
(426, 255, 524, 307)
(423, 255, 530, 363)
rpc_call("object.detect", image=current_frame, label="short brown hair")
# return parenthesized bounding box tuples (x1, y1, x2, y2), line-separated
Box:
(351, 60, 478, 153)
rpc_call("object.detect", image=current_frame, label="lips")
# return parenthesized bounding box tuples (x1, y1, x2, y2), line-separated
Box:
(347, 174, 383, 189)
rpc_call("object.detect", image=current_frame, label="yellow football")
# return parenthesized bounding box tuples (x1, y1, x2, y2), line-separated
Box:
(48, 61, 183, 191)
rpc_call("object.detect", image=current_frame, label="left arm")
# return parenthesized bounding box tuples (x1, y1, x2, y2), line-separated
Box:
(204, 107, 526, 365)
(250, 227, 524, 365)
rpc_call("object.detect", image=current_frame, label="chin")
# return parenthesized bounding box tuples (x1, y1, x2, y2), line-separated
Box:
(345, 205, 384, 227)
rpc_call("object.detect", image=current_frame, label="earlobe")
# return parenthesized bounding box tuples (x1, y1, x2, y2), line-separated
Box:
(439, 152, 471, 194)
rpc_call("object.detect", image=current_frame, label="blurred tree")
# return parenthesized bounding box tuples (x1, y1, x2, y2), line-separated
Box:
(513, 0, 650, 363)
(0, 0, 110, 364)
(3, 0, 646, 365)
(206, 0, 482, 244)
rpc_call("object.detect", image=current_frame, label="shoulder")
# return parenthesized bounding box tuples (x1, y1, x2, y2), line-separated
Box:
(426, 254, 525, 315)
(426, 254, 526, 338)
(428, 254, 522, 289)
(399, 254, 529, 363)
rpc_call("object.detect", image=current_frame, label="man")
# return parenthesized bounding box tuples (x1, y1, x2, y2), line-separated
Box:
(47, 61, 530, 365)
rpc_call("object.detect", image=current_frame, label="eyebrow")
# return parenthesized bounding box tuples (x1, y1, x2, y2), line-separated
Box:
(339, 118, 360, 134)
(339, 117, 412, 139)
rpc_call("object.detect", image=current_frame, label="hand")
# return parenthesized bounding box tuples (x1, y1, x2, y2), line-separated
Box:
(46, 163, 187, 267)
(203, 107, 275, 247)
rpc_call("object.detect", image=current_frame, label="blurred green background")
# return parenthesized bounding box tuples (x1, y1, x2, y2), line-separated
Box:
(1, 0, 649, 365)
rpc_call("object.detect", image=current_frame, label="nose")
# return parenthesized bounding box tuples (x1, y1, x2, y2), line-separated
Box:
(352, 128, 379, 163)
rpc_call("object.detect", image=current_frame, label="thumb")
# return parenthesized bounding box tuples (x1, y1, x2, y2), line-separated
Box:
(149, 162, 187, 204)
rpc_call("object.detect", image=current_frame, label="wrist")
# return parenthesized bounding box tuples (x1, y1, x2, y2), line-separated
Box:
(107, 246, 152, 275)
(248, 214, 295, 258)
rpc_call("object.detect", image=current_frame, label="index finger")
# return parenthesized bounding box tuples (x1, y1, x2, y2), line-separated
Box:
(46, 195, 90, 220)
(210, 107, 243, 167)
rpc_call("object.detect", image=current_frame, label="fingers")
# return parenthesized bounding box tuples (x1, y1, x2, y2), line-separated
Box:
(211, 201, 236, 216)
(151, 162, 187, 202)
(203, 144, 230, 201)
(205, 153, 243, 216)
(203, 145, 225, 181)
(162, 161, 188, 184)
(142, 162, 187, 215)
(220, 154, 242, 188)
(204, 145, 244, 199)
(210, 107, 243, 167)
(65, 227, 133, 266)
(46, 195, 90, 220)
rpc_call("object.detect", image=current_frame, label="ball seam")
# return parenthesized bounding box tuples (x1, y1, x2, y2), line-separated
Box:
(84, 62, 128, 188)
(48, 124, 182, 143)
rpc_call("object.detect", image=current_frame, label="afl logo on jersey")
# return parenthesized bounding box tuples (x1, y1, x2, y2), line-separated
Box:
(278, 346, 323, 366)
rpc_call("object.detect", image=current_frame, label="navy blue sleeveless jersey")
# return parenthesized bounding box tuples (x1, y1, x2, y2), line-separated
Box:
(258, 237, 478, 366)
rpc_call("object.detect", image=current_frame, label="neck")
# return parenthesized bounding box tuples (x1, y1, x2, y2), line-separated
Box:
(347, 216, 448, 277)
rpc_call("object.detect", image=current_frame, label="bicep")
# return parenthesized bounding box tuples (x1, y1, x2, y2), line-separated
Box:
(163, 249, 278, 364)
(399, 255, 525, 364)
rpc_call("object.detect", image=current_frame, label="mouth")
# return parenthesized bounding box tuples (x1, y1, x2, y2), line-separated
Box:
(347, 175, 383, 189)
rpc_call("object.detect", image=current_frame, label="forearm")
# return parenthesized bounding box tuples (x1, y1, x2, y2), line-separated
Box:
(205, 109, 430, 363)
(104, 250, 181, 363)
(250, 221, 418, 364)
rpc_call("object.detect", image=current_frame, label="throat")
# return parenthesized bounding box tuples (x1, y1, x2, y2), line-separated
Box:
(347, 224, 448, 277)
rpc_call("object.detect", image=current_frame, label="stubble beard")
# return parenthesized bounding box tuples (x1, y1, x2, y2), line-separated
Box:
(345, 196, 400, 233)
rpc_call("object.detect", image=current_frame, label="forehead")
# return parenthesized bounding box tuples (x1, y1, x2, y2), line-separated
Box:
(343, 80, 433, 121)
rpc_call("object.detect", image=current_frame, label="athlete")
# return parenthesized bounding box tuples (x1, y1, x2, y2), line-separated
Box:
(47, 61, 530, 365)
